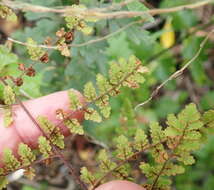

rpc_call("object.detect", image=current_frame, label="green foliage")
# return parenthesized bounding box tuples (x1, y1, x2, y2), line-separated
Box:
(0, 45, 19, 79)
(38, 136, 52, 158)
(37, 116, 64, 149)
(202, 110, 214, 134)
(3, 85, 15, 105)
(0, 176, 8, 190)
(85, 108, 102, 123)
(18, 143, 36, 166)
(2, 86, 15, 127)
(3, 108, 13, 127)
(26, 38, 45, 61)
(97, 149, 117, 173)
(134, 129, 148, 151)
(2, 149, 21, 172)
(84, 103, 210, 189)
(80, 167, 96, 186)
(83, 82, 97, 102)
(68, 90, 82, 110)
(65, 4, 93, 35)
(126, 0, 153, 21)
(200, 91, 214, 110)
(0, 0, 213, 189)
(115, 135, 133, 160)
(175, 136, 214, 190)
(64, 118, 84, 135)
(0, 5, 17, 22)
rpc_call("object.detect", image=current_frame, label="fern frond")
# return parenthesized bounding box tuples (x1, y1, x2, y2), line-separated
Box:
(85, 108, 102, 123)
(80, 167, 97, 186)
(0, 176, 8, 190)
(97, 149, 117, 173)
(37, 116, 64, 149)
(134, 129, 148, 151)
(2, 149, 21, 172)
(68, 90, 83, 110)
(18, 143, 36, 166)
(3, 85, 15, 105)
(115, 135, 133, 160)
(27, 38, 45, 61)
(38, 136, 52, 158)
(202, 109, 214, 133)
(3, 108, 13, 127)
(0, 5, 17, 22)
(84, 82, 97, 102)
(64, 118, 84, 135)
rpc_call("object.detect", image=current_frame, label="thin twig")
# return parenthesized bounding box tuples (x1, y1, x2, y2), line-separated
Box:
(135, 29, 214, 110)
(8, 19, 143, 49)
(7, 38, 57, 49)
(98, 0, 136, 12)
(7, 1, 213, 50)
(1, 0, 213, 19)
(150, 160, 169, 190)
(70, 19, 144, 47)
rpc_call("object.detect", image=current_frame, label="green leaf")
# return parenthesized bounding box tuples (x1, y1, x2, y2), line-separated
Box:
(80, 167, 96, 185)
(178, 103, 202, 130)
(3, 86, 15, 105)
(37, 116, 64, 149)
(98, 149, 117, 172)
(85, 108, 102, 123)
(100, 105, 111, 119)
(0, 176, 8, 190)
(134, 129, 148, 151)
(64, 119, 84, 135)
(139, 162, 155, 179)
(18, 143, 36, 166)
(38, 136, 52, 158)
(96, 74, 111, 94)
(150, 122, 166, 143)
(68, 90, 82, 110)
(3, 149, 21, 171)
(0, 45, 18, 75)
(84, 82, 97, 102)
(163, 163, 185, 176)
(109, 60, 123, 85)
(126, 0, 153, 21)
(177, 152, 195, 165)
(3, 108, 14, 127)
(106, 32, 133, 59)
(26, 38, 45, 61)
(203, 110, 214, 129)
(115, 135, 133, 160)
(200, 91, 214, 110)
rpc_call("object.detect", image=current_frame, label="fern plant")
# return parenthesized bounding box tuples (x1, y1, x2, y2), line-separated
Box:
(0, 1, 213, 190)
(80, 104, 214, 190)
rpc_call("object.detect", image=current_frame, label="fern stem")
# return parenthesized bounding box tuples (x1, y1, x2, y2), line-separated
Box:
(150, 160, 169, 190)
(15, 96, 88, 190)
(91, 141, 166, 190)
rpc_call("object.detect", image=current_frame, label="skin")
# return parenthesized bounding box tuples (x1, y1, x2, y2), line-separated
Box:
(96, 180, 145, 190)
(0, 91, 144, 190)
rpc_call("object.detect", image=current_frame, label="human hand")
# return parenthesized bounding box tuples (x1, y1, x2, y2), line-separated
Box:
(96, 180, 145, 190)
